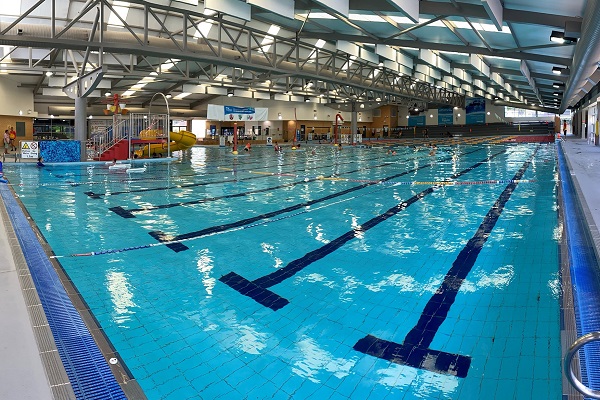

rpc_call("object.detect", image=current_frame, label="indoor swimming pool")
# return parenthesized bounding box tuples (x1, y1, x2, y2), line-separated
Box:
(3, 140, 561, 399)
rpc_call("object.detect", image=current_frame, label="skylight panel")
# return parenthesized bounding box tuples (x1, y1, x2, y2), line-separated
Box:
(349, 14, 385, 23)
(261, 25, 281, 53)
(298, 13, 336, 19)
(450, 20, 511, 34)
(451, 21, 471, 29)
(1, 0, 20, 16)
(484, 55, 520, 61)
(108, 1, 131, 27)
(194, 20, 214, 39)
(174, 92, 192, 99)
(438, 50, 469, 56)
(157, 59, 181, 72)
(1, 46, 12, 62)
(469, 22, 483, 31)
(267, 24, 281, 35)
(420, 18, 445, 27)
(390, 16, 414, 24)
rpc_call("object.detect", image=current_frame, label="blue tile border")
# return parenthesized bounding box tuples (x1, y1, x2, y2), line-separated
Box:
(0, 184, 127, 399)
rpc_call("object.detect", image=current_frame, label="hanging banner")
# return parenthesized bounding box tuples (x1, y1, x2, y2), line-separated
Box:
(408, 115, 426, 126)
(438, 107, 453, 125)
(207, 104, 269, 121)
(466, 97, 486, 124)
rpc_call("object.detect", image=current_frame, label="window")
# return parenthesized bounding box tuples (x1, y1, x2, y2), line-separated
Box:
(505, 107, 555, 118)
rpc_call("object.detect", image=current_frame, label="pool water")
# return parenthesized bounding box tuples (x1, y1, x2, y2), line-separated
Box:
(5, 141, 561, 399)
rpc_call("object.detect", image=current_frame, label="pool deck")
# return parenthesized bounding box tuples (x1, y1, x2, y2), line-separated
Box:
(0, 135, 599, 398)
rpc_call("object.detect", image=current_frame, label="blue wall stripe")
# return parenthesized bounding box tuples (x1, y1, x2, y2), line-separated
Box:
(557, 141, 600, 391)
(0, 185, 127, 399)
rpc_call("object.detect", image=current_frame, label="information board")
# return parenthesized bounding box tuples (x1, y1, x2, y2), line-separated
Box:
(20, 141, 39, 159)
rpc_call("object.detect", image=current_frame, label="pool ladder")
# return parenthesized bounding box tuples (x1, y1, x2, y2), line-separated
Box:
(565, 332, 600, 398)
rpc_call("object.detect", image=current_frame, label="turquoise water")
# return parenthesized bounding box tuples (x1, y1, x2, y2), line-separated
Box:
(5, 141, 561, 399)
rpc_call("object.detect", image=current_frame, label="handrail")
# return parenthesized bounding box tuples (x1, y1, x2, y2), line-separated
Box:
(565, 332, 600, 399)
(86, 117, 128, 159)
(148, 93, 170, 157)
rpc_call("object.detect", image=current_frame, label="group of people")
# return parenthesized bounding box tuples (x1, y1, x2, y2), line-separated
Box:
(3, 126, 17, 154)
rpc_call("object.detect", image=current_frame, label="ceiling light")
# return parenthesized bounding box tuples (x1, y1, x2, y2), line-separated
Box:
(550, 31, 577, 44)
(360, 103, 365, 108)
(550, 31, 565, 43)
(304, 96, 310, 102)
(165, 93, 172, 99)
(45, 71, 53, 77)
(552, 66, 564, 75)
(313, 113, 317, 120)
(105, 91, 112, 97)
(227, 89, 234, 97)
(553, 83, 564, 89)
(278, 112, 282, 120)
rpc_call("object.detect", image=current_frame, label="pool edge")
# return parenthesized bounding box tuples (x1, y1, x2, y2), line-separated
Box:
(0, 183, 146, 400)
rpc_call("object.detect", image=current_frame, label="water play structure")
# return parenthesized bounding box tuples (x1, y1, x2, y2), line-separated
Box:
(87, 93, 196, 161)
(133, 130, 197, 158)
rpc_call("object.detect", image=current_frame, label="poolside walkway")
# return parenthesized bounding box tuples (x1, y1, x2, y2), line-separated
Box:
(560, 136, 600, 256)
(0, 135, 599, 399)
(0, 194, 55, 399)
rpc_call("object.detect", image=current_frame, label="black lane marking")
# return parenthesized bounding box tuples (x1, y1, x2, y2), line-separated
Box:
(85, 152, 388, 198)
(353, 146, 540, 378)
(108, 161, 392, 218)
(149, 148, 487, 251)
(219, 149, 505, 310)
(108, 147, 457, 217)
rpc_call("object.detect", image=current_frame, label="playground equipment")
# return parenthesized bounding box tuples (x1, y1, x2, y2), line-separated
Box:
(134, 130, 196, 158)
(87, 93, 196, 161)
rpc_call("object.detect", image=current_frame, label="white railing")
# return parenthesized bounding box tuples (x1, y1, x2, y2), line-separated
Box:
(86, 116, 128, 160)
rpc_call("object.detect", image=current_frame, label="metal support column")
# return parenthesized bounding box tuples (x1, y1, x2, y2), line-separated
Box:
(75, 96, 87, 161)
(350, 102, 358, 145)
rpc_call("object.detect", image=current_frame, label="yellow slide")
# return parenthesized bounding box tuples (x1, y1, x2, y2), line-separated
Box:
(136, 130, 197, 158)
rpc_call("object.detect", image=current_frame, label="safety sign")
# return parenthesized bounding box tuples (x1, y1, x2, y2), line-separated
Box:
(21, 141, 39, 159)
